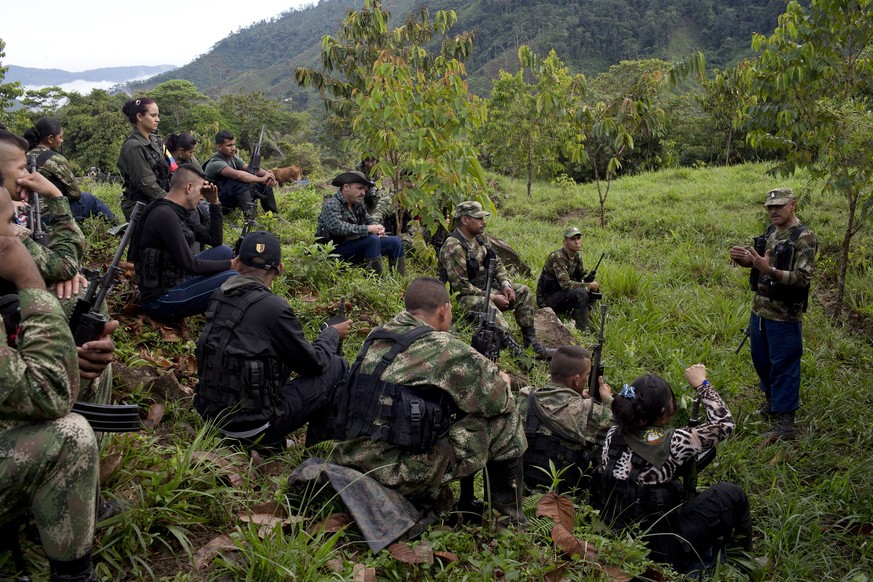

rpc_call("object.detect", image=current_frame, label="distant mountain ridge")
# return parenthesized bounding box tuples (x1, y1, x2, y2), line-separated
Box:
(8, 64, 177, 87)
(140, 0, 786, 102)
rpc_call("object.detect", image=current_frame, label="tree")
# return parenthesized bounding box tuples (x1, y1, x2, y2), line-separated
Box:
(480, 48, 580, 197)
(21, 86, 67, 117)
(58, 90, 129, 174)
(149, 80, 219, 136)
(0, 38, 24, 128)
(745, 0, 873, 313)
(217, 91, 304, 160)
(295, 0, 473, 137)
(697, 60, 756, 166)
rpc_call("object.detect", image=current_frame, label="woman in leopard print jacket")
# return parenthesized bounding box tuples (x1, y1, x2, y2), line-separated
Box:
(598, 364, 751, 575)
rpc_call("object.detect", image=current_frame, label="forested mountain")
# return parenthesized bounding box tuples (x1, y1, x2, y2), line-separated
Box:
(8, 64, 176, 87)
(140, 0, 785, 102)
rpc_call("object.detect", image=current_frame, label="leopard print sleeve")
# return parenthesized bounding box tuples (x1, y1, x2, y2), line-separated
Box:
(638, 382, 734, 485)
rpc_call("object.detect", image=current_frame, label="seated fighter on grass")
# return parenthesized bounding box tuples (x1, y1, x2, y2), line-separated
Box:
(203, 130, 279, 215)
(194, 231, 350, 450)
(537, 226, 600, 331)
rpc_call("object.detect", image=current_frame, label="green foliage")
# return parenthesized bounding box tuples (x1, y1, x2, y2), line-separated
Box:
(57, 90, 129, 174)
(0, 38, 24, 128)
(745, 0, 873, 313)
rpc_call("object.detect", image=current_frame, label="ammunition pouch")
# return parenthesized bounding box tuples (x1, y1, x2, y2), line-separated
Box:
(524, 395, 596, 490)
(335, 326, 456, 453)
(751, 224, 810, 313)
(438, 230, 494, 287)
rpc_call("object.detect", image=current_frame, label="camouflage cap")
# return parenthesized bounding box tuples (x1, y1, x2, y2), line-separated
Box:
(563, 226, 582, 238)
(455, 200, 490, 219)
(764, 187, 795, 207)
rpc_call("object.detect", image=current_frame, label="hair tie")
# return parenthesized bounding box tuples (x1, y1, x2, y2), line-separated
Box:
(619, 384, 636, 400)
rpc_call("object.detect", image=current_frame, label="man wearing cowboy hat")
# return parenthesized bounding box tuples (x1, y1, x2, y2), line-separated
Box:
(316, 170, 405, 275)
(729, 187, 818, 443)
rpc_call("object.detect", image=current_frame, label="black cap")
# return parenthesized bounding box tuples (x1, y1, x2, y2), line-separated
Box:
(238, 231, 282, 272)
(331, 170, 375, 188)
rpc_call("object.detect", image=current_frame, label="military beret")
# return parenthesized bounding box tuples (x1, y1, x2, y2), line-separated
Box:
(764, 187, 795, 207)
(331, 170, 375, 188)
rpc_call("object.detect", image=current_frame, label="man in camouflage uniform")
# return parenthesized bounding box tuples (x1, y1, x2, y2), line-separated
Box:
(518, 345, 613, 492)
(537, 227, 601, 331)
(439, 200, 554, 359)
(730, 187, 818, 442)
(355, 156, 392, 224)
(332, 277, 527, 523)
(0, 130, 116, 407)
(0, 185, 100, 582)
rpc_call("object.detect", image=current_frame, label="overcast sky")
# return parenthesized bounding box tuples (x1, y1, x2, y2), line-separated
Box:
(2, 0, 313, 71)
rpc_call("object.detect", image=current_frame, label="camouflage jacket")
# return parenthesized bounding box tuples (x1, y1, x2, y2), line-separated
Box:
(750, 222, 818, 322)
(22, 195, 85, 282)
(27, 145, 81, 201)
(439, 230, 511, 298)
(0, 288, 79, 432)
(117, 130, 169, 203)
(318, 191, 375, 244)
(537, 248, 588, 304)
(519, 382, 613, 449)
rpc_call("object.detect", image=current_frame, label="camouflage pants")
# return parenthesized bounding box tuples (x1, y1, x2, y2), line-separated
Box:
(332, 408, 526, 501)
(457, 283, 535, 331)
(0, 413, 98, 561)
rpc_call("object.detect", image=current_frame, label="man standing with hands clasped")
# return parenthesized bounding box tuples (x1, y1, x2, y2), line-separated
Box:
(730, 187, 817, 443)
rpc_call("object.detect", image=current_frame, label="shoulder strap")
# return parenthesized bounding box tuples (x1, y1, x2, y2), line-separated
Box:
(35, 149, 57, 166)
(789, 223, 807, 243)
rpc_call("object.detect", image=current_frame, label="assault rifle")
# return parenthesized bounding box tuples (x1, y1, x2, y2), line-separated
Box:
(234, 127, 266, 253)
(735, 326, 750, 354)
(69, 201, 144, 346)
(585, 252, 604, 302)
(588, 304, 607, 402)
(679, 392, 716, 502)
(27, 154, 49, 247)
(470, 254, 502, 362)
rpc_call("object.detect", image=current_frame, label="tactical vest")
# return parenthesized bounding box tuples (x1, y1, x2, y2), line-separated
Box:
(122, 135, 170, 198)
(536, 251, 584, 302)
(750, 223, 811, 312)
(438, 230, 495, 287)
(195, 284, 280, 424)
(523, 393, 596, 491)
(598, 431, 683, 533)
(334, 326, 457, 454)
(128, 199, 197, 301)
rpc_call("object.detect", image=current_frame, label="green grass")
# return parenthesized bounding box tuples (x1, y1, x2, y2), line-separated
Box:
(22, 164, 871, 580)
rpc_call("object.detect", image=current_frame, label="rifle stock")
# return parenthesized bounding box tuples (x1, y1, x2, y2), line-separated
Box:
(587, 304, 607, 402)
(69, 201, 145, 346)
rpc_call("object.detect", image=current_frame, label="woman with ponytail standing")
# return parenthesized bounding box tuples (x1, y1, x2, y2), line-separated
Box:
(117, 98, 170, 220)
(25, 117, 117, 223)
(598, 364, 751, 575)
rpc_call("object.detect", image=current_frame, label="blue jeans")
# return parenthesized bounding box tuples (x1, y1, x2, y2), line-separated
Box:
(218, 180, 278, 214)
(335, 234, 403, 262)
(749, 312, 802, 413)
(70, 192, 117, 223)
(140, 246, 237, 322)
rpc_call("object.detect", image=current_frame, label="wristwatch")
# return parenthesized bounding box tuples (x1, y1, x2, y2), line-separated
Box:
(770, 266, 777, 276)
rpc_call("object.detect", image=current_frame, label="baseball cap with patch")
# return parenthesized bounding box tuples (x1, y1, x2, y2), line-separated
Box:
(455, 200, 490, 219)
(764, 187, 795, 207)
(238, 230, 282, 272)
(563, 226, 582, 238)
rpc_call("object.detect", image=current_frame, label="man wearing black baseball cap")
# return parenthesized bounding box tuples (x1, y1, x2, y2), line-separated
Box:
(194, 230, 351, 450)
(315, 170, 405, 276)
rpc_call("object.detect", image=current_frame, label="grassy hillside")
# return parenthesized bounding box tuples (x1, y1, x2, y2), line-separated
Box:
(37, 163, 873, 580)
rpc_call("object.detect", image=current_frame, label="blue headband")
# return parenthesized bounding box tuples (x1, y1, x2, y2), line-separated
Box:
(619, 384, 636, 400)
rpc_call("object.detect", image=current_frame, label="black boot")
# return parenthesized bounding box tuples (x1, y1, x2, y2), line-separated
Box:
(757, 396, 776, 420)
(388, 255, 406, 275)
(498, 332, 535, 371)
(485, 457, 527, 527)
(520, 326, 556, 360)
(572, 305, 590, 332)
(367, 257, 384, 276)
(49, 553, 97, 582)
(764, 411, 797, 444)
(451, 474, 484, 525)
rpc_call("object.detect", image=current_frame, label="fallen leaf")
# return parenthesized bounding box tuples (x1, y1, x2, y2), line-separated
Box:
(326, 558, 344, 573)
(601, 564, 634, 581)
(387, 540, 434, 564)
(310, 512, 353, 534)
(142, 402, 165, 428)
(192, 451, 245, 488)
(434, 551, 458, 563)
(99, 453, 122, 485)
(176, 354, 198, 375)
(536, 492, 576, 531)
(551, 524, 598, 562)
(543, 562, 570, 582)
(769, 449, 788, 464)
(160, 326, 182, 342)
(193, 533, 235, 570)
(352, 563, 376, 581)
(248, 500, 287, 517)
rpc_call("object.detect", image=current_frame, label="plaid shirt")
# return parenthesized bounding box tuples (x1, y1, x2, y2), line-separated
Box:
(318, 191, 374, 244)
